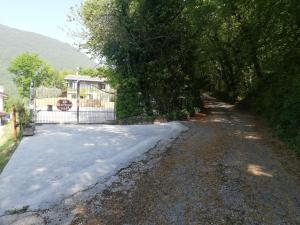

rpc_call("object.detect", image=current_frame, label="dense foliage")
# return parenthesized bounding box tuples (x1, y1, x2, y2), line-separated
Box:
(80, 0, 203, 119)
(80, 0, 300, 152)
(8, 53, 65, 98)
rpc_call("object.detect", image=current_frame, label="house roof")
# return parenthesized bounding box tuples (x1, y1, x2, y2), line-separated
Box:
(0, 112, 8, 117)
(64, 75, 107, 83)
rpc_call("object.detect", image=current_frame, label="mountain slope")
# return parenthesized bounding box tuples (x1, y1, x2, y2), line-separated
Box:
(0, 24, 96, 95)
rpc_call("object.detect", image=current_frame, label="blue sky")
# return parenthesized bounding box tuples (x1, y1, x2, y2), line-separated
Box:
(0, 0, 84, 44)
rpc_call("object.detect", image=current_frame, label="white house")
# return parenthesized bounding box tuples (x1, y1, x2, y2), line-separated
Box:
(64, 75, 113, 100)
(0, 86, 7, 112)
(0, 86, 8, 125)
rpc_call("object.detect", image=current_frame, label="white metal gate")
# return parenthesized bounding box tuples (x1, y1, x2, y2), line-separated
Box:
(34, 82, 116, 124)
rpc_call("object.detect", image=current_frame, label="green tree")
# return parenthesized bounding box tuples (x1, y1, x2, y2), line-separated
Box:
(80, 0, 203, 118)
(8, 53, 64, 98)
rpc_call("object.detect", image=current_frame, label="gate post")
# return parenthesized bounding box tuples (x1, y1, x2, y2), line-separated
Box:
(76, 81, 80, 124)
(29, 81, 36, 123)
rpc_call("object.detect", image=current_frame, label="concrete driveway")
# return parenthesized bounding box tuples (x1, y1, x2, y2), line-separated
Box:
(0, 122, 187, 216)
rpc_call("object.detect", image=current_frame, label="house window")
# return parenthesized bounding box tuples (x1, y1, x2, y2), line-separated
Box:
(99, 83, 106, 90)
(68, 81, 77, 89)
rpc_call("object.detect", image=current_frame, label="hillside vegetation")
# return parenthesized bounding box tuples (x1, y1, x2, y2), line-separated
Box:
(0, 24, 96, 95)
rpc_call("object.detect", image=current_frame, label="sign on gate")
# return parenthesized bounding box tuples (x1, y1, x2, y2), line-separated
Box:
(33, 75, 116, 124)
(57, 99, 73, 111)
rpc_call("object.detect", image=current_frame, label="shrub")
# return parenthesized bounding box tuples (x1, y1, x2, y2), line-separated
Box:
(243, 72, 300, 155)
(4, 97, 30, 130)
(115, 78, 143, 119)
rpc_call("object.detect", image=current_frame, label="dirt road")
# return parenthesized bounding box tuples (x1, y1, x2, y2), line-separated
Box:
(71, 97, 300, 225)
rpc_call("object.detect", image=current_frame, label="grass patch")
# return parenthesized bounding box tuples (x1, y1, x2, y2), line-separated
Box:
(4, 205, 29, 215)
(0, 124, 21, 173)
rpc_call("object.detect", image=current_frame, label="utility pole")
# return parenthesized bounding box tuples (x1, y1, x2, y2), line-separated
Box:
(29, 65, 44, 124)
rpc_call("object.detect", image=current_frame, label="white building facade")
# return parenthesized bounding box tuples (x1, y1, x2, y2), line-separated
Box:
(64, 75, 113, 100)
(0, 86, 6, 112)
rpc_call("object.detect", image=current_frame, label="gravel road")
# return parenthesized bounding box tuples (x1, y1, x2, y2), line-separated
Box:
(71, 96, 300, 225)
